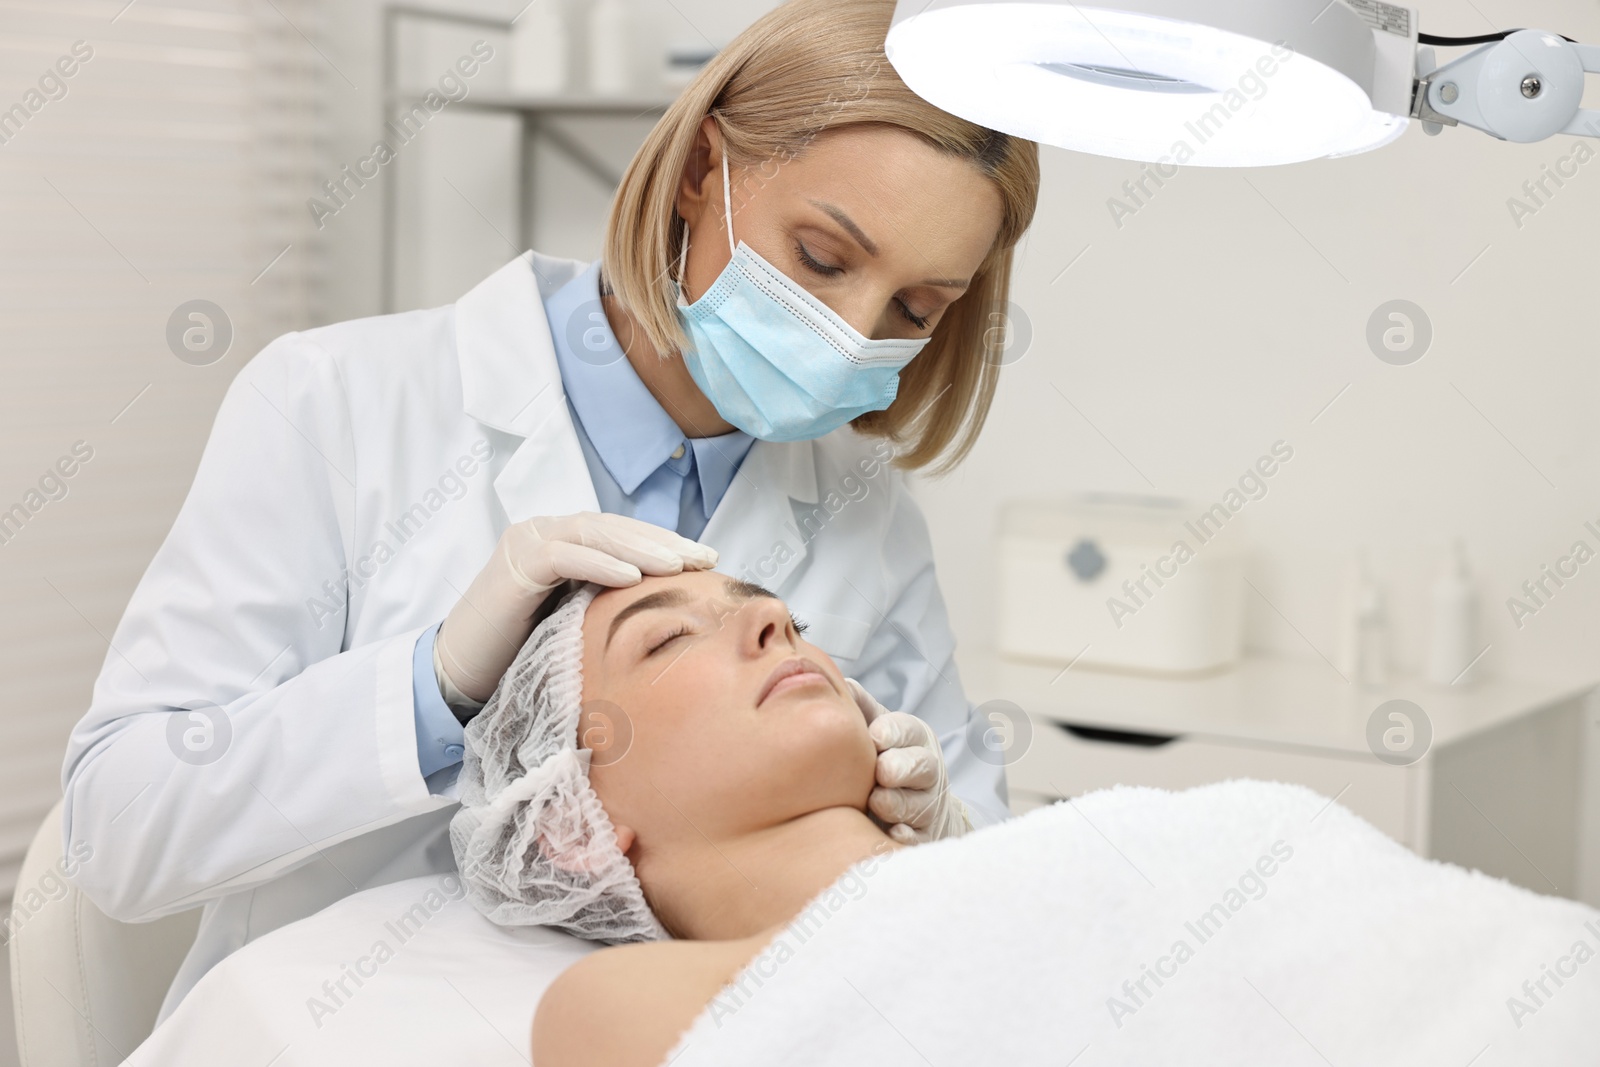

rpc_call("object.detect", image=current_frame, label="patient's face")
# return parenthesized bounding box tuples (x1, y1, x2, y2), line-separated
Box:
(578, 571, 877, 847)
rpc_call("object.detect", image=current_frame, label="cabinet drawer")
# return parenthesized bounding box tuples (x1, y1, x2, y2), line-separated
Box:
(1006, 712, 1415, 847)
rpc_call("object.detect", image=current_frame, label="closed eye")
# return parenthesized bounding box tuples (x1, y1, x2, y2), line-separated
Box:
(793, 240, 932, 331)
(794, 238, 842, 278)
(898, 302, 930, 330)
(647, 625, 691, 655)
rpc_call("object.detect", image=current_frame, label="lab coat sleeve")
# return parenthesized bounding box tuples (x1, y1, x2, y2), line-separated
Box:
(60, 333, 456, 923)
(851, 472, 1011, 830)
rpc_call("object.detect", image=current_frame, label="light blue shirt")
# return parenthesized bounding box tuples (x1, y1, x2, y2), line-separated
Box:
(411, 259, 755, 779)
(411, 621, 463, 780)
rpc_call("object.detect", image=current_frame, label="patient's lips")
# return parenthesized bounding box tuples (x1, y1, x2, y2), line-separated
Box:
(757, 656, 834, 706)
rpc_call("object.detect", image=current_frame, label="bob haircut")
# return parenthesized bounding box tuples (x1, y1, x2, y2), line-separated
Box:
(601, 0, 1040, 474)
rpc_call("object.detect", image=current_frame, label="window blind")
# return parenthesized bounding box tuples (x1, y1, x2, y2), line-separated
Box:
(0, 0, 325, 898)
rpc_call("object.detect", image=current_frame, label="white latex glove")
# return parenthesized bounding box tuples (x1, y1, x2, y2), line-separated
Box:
(845, 678, 973, 844)
(437, 513, 718, 704)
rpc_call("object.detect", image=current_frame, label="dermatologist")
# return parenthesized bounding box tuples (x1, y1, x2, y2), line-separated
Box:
(60, 0, 1040, 1021)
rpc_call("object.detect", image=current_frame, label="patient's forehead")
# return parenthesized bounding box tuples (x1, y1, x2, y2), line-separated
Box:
(598, 569, 725, 599)
(592, 570, 723, 612)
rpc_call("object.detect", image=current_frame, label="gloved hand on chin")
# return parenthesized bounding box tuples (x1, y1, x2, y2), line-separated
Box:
(845, 678, 974, 845)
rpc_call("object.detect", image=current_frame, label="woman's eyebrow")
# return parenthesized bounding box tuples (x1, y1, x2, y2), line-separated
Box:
(804, 199, 971, 290)
(721, 577, 777, 602)
(605, 588, 692, 650)
(807, 199, 879, 256)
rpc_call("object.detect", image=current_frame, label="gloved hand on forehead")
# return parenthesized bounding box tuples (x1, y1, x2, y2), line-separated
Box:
(437, 512, 718, 706)
(845, 678, 973, 845)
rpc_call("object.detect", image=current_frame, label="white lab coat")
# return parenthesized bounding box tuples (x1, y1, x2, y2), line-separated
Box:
(60, 251, 1009, 1021)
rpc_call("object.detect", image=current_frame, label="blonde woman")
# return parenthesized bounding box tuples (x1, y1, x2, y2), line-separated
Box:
(60, 0, 1041, 1025)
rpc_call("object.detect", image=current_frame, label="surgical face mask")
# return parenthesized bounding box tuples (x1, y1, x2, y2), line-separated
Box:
(673, 153, 932, 442)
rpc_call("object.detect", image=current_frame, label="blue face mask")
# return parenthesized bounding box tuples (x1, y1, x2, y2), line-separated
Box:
(673, 153, 932, 443)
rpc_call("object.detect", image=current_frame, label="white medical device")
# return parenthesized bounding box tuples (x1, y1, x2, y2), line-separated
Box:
(996, 496, 1245, 675)
(885, 0, 1600, 166)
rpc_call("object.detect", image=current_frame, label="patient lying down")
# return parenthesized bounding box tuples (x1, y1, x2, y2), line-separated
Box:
(450, 573, 1600, 1067)
(448, 571, 906, 1067)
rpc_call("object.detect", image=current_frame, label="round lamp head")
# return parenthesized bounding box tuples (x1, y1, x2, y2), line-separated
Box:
(886, 0, 1411, 166)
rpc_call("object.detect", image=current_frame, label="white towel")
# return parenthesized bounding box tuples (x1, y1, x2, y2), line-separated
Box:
(668, 779, 1599, 1067)
(124, 874, 596, 1065)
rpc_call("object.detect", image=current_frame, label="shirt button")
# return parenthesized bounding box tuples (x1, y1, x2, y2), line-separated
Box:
(444, 744, 464, 761)
(671, 443, 686, 460)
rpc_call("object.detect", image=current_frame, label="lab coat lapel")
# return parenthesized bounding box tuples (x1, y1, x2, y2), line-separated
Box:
(454, 251, 601, 523)
(700, 438, 820, 590)
(492, 399, 600, 524)
(455, 252, 822, 563)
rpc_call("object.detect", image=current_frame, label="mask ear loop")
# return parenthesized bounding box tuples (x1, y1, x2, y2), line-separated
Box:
(677, 220, 689, 288)
(677, 135, 737, 296)
(720, 150, 735, 256)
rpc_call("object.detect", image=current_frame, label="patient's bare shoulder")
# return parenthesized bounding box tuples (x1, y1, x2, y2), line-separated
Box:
(532, 934, 765, 1067)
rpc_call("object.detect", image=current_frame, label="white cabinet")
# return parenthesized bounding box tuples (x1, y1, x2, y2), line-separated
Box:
(960, 649, 1593, 901)
(1005, 715, 1414, 843)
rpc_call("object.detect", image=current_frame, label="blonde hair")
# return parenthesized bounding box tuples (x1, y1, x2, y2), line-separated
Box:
(601, 0, 1040, 474)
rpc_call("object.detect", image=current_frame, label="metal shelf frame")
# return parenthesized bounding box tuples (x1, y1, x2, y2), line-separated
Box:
(379, 4, 677, 312)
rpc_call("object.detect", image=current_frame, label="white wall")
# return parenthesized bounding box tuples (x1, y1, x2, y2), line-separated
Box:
(917, 1, 1600, 692)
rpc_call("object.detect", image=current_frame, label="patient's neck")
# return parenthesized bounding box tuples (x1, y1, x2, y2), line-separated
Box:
(642, 806, 898, 942)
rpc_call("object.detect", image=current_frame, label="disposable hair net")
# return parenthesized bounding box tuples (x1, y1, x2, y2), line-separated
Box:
(449, 581, 669, 943)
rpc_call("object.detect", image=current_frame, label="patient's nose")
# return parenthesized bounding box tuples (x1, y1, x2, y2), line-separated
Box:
(741, 596, 797, 654)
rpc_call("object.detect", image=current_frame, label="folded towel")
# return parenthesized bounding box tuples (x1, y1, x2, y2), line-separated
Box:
(668, 779, 1599, 1066)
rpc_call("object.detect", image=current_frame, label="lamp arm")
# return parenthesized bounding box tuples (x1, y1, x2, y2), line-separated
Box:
(1410, 29, 1600, 143)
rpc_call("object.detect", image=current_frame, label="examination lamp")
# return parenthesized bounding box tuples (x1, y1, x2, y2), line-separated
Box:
(885, 0, 1600, 166)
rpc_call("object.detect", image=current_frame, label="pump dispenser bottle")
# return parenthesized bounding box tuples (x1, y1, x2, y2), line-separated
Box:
(511, 0, 569, 95)
(1426, 539, 1479, 686)
(1339, 549, 1388, 687)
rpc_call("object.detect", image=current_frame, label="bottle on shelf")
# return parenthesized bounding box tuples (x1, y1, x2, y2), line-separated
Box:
(1338, 548, 1388, 688)
(1425, 538, 1480, 687)
(587, 0, 633, 95)
(511, 0, 569, 96)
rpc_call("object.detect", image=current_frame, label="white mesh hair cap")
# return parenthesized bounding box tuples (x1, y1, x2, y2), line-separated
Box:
(448, 581, 670, 943)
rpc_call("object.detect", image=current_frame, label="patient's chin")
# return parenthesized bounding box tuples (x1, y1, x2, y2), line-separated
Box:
(782, 691, 870, 739)
(782, 697, 878, 788)
(767, 685, 851, 715)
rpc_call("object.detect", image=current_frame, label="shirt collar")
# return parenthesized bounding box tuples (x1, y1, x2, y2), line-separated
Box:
(689, 433, 755, 520)
(547, 260, 690, 494)
(546, 260, 755, 512)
